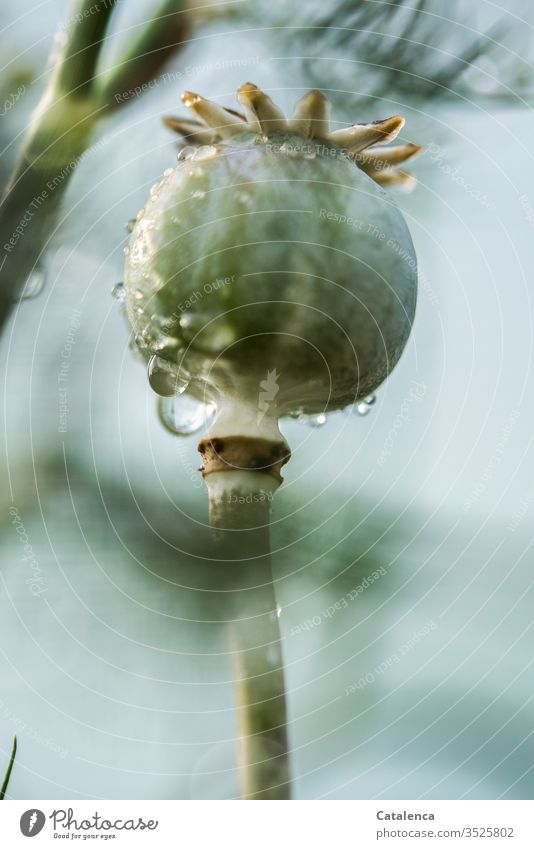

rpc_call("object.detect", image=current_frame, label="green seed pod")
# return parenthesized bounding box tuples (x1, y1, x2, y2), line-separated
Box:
(123, 84, 420, 448)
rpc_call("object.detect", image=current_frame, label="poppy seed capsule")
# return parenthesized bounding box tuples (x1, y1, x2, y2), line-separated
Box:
(124, 84, 420, 476)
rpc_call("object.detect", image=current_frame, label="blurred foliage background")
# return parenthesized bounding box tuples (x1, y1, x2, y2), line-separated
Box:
(1, 0, 534, 799)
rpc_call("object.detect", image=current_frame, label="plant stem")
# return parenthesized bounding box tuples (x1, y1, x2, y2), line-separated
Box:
(0, 736, 17, 800)
(0, 0, 116, 322)
(0, 0, 191, 331)
(98, 0, 189, 110)
(204, 469, 291, 800)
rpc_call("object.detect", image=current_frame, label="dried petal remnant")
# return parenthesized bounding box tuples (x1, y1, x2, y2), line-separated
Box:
(164, 84, 421, 190)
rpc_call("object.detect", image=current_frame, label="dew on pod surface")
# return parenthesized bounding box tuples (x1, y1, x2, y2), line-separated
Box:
(20, 268, 45, 299)
(192, 145, 219, 161)
(356, 400, 372, 416)
(111, 282, 125, 301)
(152, 336, 183, 356)
(177, 146, 195, 161)
(158, 394, 216, 436)
(297, 413, 327, 428)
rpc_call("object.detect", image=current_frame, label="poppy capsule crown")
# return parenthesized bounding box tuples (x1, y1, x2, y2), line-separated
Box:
(123, 83, 420, 461)
(165, 83, 421, 190)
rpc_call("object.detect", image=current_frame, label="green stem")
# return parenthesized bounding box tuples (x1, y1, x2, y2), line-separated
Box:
(0, 0, 116, 320)
(0, 736, 17, 800)
(0, 0, 191, 330)
(98, 0, 189, 110)
(54, 0, 118, 95)
(205, 470, 291, 800)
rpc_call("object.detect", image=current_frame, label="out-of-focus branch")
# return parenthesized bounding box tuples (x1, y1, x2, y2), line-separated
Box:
(98, 0, 188, 109)
(0, 0, 190, 333)
(0, 736, 17, 800)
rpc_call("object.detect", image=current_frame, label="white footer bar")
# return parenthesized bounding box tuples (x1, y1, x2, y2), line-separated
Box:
(1, 800, 532, 847)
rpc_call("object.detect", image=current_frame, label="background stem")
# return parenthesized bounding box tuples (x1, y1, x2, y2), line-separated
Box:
(0, 736, 17, 800)
(0, 0, 190, 331)
(206, 470, 291, 800)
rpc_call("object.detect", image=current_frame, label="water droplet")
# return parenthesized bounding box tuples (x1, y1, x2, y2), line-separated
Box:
(124, 218, 136, 233)
(111, 282, 125, 301)
(152, 336, 183, 356)
(163, 167, 173, 177)
(136, 207, 145, 221)
(192, 189, 206, 200)
(237, 191, 251, 205)
(133, 289, 143, 300)
(177, 145, 195, 161)
(158, 394, 215, 436)
(192, 145, 219, 161)
(20, 268, 45, 299)
(276, 605, 282, 619)
(289, 408, 304, 420)
(134, 333, 148, 350)
(297, 413, 327, 428)
(148, 355, 188, 397)
(355, 394, 377, 416)
(123, 246, 130, 256)
(179, 312, 200, 338)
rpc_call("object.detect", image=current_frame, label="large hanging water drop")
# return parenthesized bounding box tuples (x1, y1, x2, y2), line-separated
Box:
(158, 394, 215, 436)
(20, 268, 45, 299)
(148, 355, 188, 397)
